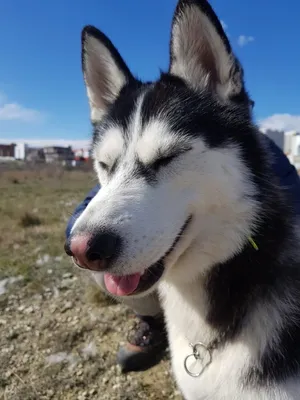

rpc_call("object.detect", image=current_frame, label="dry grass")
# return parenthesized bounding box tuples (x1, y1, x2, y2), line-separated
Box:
(0, 164, 181, 400)
(19, 212, 42, 228)
(0, 165, 95, 279)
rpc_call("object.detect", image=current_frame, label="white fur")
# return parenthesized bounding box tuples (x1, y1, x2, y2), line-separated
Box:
(82, 35, 127, 122)
(93, 126, 125, 184)
(74, 95, 300, 400)
(159, 266, 300, 399)
(73, 105, 258, 277)
(74, 101, 300, 397)
(77, 2, 300, 398)
(171, 5, 243, 102)
(72, 98, 272, 399)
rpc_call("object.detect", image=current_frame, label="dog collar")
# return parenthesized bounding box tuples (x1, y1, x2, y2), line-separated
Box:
(184, 236, 259, 377)
(184, 341, 213, 377)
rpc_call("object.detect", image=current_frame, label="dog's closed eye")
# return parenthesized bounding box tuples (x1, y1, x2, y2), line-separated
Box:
(98, 158, 119, 174)
(99, 161, 108, 171)
(152, 154, 177, 171)
(151, 147, 192, 172)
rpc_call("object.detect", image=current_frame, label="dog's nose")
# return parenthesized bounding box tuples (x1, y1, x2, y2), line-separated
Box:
(86, 232, 121, 262)
(64, 232, 120, 271)
(64, 239, 73, 256)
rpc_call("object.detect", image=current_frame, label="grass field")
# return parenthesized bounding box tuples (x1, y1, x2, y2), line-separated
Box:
(0, 164, 182, 400)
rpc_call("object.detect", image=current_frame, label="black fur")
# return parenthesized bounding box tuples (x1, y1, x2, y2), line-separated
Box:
(92, 80, 145, 145)
(91, 70, 300, 389)
(82, 1, 300, 389)
(132, 158, 157, 185)
(139, 72, 300, 385)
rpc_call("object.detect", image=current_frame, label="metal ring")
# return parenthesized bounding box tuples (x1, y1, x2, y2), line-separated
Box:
(184, 342, 212, 378)
(184, 354, 205, 377)
(192, 342, 212, 364)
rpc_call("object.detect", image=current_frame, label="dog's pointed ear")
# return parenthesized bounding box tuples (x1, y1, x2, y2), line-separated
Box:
(81, 26, 134, 122)
(170, 0, 247, 104)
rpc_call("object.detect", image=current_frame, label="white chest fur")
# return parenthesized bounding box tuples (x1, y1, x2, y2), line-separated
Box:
(158, 279, 295, 400)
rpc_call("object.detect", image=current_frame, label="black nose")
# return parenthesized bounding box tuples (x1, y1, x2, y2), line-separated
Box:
(86, 232, 121, 263)
(64, 239, 73, 256)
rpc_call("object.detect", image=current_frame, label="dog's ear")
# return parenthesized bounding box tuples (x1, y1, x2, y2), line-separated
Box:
(170, 0, 248, 104)
(81, 26, 134, 122)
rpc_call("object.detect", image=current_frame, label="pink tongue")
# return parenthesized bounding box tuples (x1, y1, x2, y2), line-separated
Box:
(104, 273, 141, 296)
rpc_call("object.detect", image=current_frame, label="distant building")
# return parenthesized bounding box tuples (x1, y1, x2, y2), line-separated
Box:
(43, 146, 74, 164)
(26, 148, 45, 163)
(0, 143, 16, 159)
(74, 148, 89, 160)
(0, 141, 92, 165)
(14, 143, 29, 160)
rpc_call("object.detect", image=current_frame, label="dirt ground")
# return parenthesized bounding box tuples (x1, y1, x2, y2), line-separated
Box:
(0, 164, 182, 400)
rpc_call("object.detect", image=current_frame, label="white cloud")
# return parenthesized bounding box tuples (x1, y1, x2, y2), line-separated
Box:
(237, 35, 254, 47)
(0, 92, 43, 122)
(0, 138, 91, 149)
(0, 103, 43, 122)
(259, 114, 300, 132)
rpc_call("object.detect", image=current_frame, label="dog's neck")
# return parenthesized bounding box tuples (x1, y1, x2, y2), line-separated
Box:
(161, 187, 297, 349)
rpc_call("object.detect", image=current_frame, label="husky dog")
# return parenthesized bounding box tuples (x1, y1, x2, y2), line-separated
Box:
(67, 0, 300, 398)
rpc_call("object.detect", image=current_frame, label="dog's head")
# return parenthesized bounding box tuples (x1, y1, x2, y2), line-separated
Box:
(66, 0, 262, 297)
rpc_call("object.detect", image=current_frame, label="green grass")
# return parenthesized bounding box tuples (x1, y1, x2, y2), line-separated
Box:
(0, 163, 182, 400)
(0, 165, 95, 280)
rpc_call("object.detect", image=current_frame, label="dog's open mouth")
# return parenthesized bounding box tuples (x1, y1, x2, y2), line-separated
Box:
(104, 216, 192, 297)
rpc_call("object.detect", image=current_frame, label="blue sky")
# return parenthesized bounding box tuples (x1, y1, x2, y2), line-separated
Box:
(0, 0, 300, 147)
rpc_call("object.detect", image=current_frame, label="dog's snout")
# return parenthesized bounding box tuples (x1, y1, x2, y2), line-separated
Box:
(65, 232, 121, 272)
(86, 232, 120, 262)
(64, 239, 73, 257)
